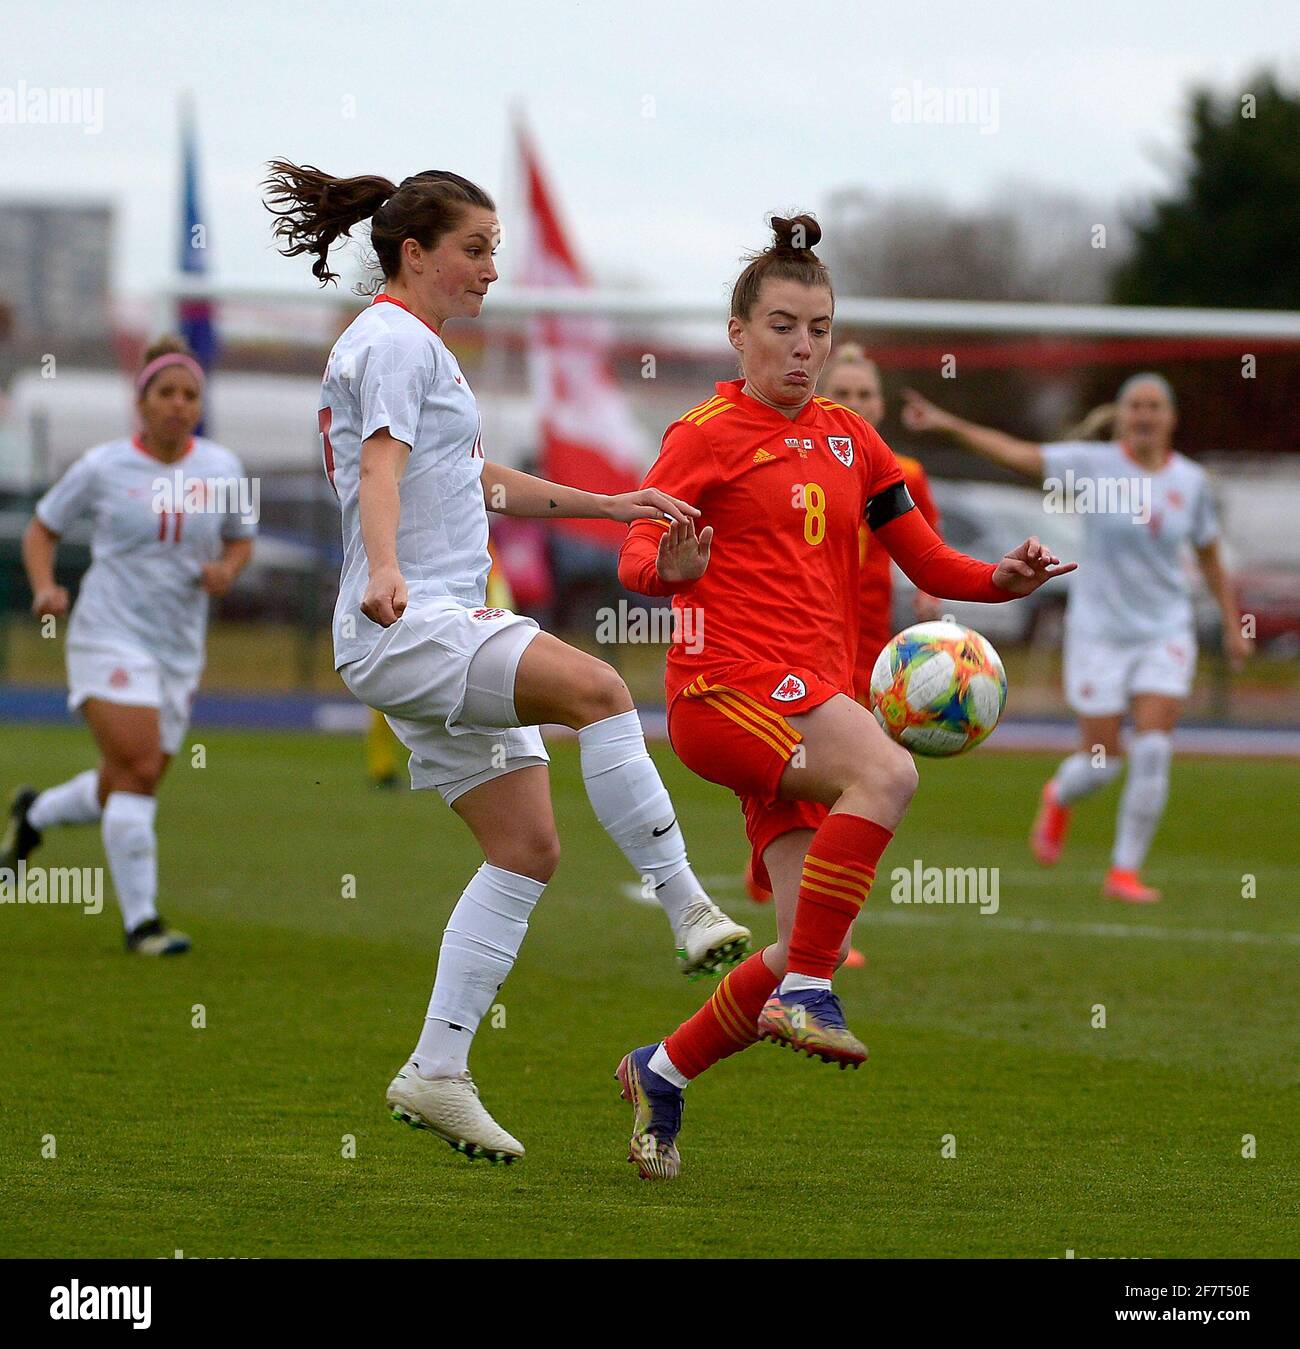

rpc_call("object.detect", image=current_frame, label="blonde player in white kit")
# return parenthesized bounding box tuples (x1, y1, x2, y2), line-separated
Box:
(901, 375, 1248, 903)
(2, 338, 256, 952)
(264, 162, 750, 1162)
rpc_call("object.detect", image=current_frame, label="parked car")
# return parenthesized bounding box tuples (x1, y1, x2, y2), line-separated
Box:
(1214, 472, 1300, 655)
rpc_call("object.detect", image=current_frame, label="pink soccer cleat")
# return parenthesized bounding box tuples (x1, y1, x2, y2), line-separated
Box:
(1103, 868, 1161, 904)
(1030, 781, 1071, 865)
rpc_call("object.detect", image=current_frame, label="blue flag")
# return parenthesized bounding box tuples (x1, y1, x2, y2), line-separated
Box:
(178, 97, 217, 431)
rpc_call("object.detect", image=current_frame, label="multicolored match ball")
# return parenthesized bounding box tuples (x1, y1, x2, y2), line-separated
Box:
(869, 620, 1008, 757)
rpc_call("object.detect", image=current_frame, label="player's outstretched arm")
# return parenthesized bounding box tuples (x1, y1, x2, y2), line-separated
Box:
(875, 503, 1074, 602)
(990, 536, 1078, 596)
(480, 461, 698, 525)
(900, 389, 1045, 480)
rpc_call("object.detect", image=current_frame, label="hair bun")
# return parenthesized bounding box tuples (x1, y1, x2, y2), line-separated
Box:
(771, 213, 822, 253)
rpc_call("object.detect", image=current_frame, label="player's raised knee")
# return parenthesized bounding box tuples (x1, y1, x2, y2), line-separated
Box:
(883, 740, 920, 806)
(846, 736, 917, 809)
(573, 659, 634, 727)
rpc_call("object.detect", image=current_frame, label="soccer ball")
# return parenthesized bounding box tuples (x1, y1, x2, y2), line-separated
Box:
(869, 621, 1007, 757)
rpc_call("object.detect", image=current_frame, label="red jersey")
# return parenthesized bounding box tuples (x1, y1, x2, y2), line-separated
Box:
(855, 453, 941, 688)
(620, 380, 905, 708)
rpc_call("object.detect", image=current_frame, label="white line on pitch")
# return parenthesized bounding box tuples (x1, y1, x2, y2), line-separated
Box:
(620, 880, 1298, 947)
(857, 909, 1300, 948)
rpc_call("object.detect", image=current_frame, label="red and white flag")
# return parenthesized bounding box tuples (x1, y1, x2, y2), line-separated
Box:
(516, 120, 647, 546)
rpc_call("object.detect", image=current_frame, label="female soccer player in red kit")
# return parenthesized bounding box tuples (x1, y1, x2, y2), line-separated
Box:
(745, 344, 946, 970)
(614, 215, 1074, 1179)
(742, 344, 945, 921)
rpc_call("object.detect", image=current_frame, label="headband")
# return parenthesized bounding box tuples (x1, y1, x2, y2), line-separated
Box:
(136, 353, 205, 396)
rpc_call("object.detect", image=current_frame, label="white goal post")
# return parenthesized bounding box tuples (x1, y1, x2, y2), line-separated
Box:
(154, 279, 1300, 341)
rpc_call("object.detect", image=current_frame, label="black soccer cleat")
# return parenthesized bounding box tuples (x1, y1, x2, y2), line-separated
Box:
(1, 787, 42, 871)
(125, 917, 192, 956)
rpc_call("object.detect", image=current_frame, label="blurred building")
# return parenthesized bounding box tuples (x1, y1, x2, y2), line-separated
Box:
(0, 201, 112, 351)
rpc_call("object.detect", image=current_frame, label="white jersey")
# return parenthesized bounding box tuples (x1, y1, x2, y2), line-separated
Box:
(36, 436, 256, 678)
(1041, 441, 1219, 644)
(319, 296, 490, 669)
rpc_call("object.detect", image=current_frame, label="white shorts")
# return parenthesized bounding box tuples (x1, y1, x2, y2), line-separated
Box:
(1063, 628, 1197, 716)
(66, 640, 199, 755)
(341, 601, 549, 805)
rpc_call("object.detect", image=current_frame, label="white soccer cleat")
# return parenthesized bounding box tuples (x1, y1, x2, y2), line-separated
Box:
(675, 897, 751, 979)
(386, 1062, 524, 1163)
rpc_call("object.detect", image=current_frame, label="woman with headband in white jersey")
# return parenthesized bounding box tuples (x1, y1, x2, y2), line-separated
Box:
(3, 337, 257, 954)
(901, 374, 1249, 903)
(264, 161, 752, 1164)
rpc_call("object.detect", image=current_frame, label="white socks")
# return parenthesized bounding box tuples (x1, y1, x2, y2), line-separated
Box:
(28, 769, 102, 831)
(412, 863, 546, 1079)
(649, 1043, 690, 1088)
(101, 792, 158, 933)
(1051, 751, 1123, 805)
(577, 710, 700, 935)
(1112, 731, 1173, 872)
(780, 973, 832, 994)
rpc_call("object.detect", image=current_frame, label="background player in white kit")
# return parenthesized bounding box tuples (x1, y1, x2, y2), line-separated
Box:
(901, 374, 1249, 902)
(264, 162, 750, 1162)
(2, 338, 256, 952)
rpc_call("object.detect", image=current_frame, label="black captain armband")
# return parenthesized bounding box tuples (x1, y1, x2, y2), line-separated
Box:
(865, 481, 916, 531)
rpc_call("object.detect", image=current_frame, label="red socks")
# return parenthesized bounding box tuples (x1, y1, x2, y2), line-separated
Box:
(663, 950, 780, 1080)
(660, 815, 892, 1081)
(786, 814, 893, 979)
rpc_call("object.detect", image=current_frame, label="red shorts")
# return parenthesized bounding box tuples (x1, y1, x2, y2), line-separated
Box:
(666, 663, 845, 892)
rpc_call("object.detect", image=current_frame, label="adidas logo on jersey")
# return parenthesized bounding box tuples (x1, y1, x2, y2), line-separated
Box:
(753, 448, 777, 464)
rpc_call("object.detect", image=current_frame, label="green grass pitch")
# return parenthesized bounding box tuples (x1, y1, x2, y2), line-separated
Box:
(1, 724, 1295, 1258)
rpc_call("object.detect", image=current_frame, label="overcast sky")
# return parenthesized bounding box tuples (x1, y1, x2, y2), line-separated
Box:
(4, 0, 1296, 302)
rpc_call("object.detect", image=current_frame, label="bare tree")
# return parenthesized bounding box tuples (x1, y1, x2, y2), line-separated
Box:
(824, 184, 1128, 303)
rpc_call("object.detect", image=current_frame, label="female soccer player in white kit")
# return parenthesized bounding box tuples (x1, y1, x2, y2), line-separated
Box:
(901, 374, 1249, 902)
(264, 162, 750, 1162)
(2, 338, 256, 952)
